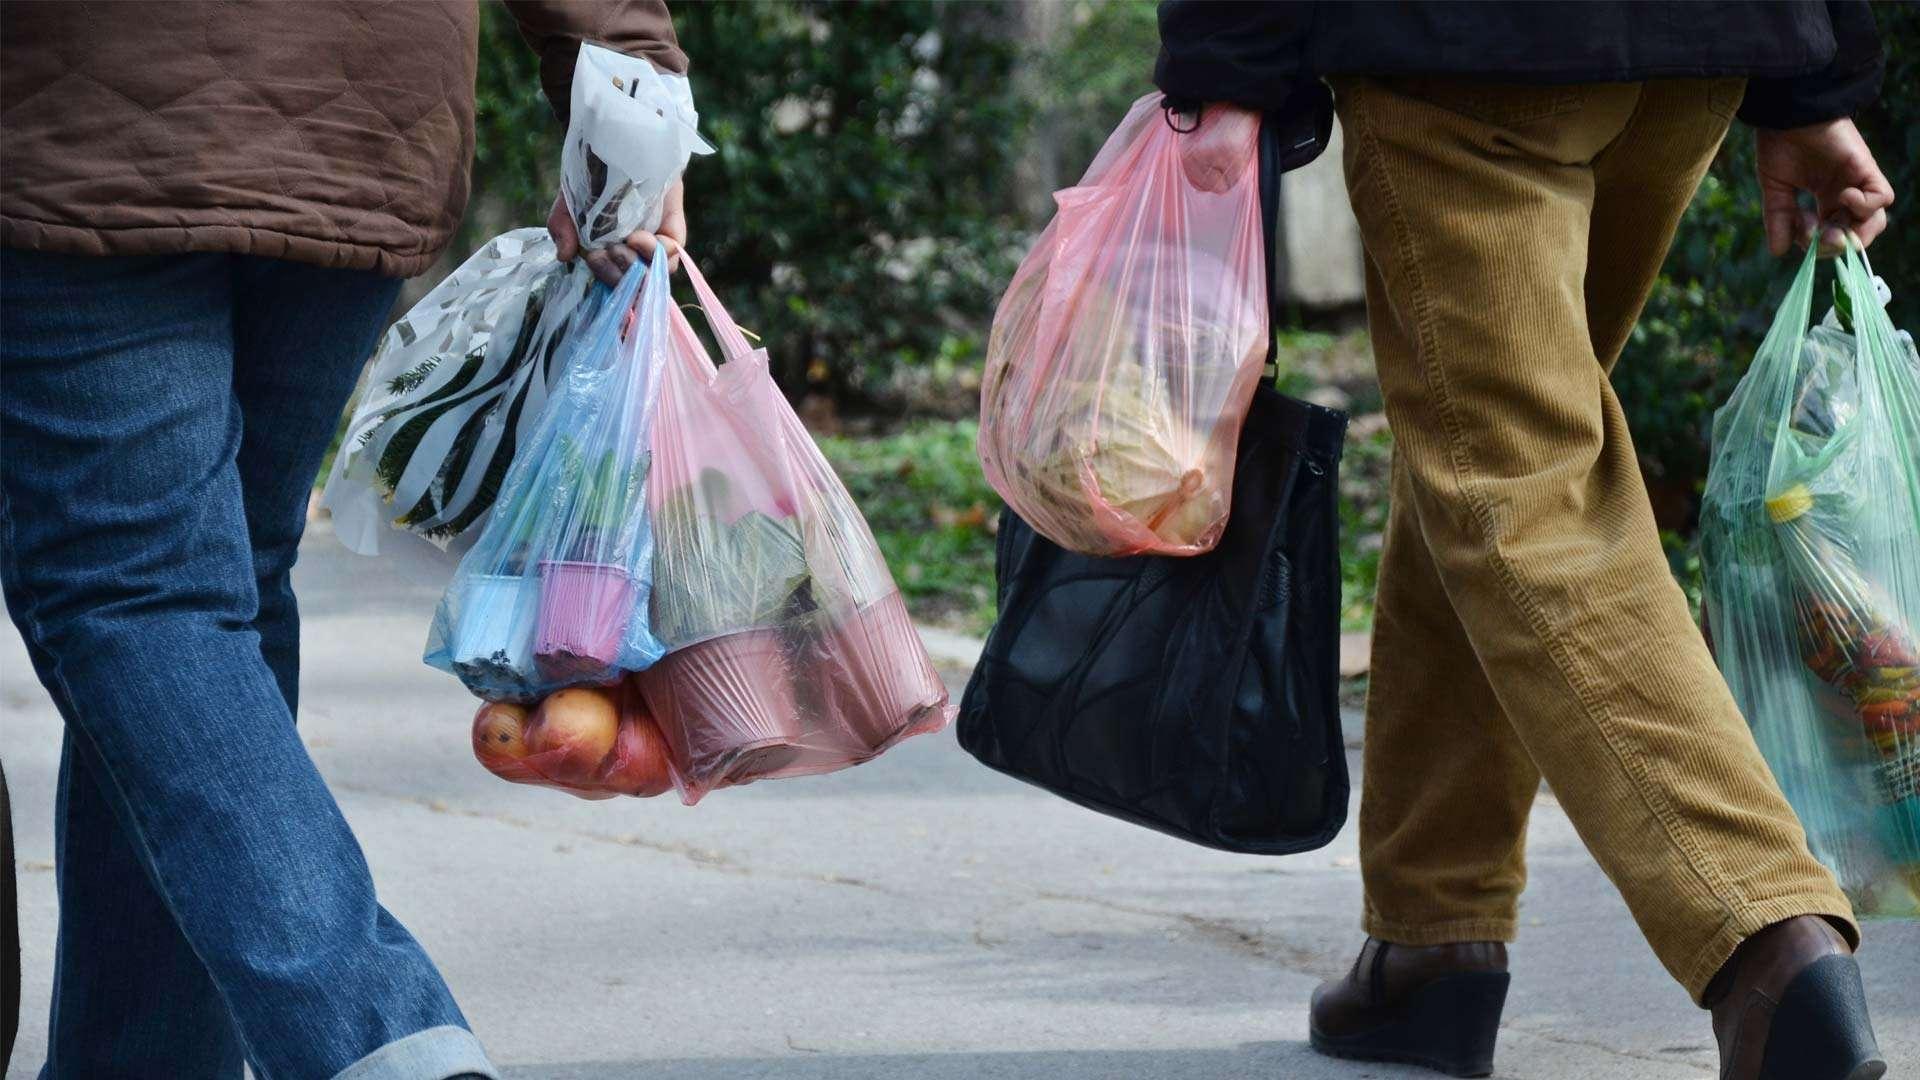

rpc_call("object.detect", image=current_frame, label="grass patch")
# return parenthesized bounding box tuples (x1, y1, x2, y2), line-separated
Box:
(1338, 416, 1391, 631)
(817, 420, 1003, 636)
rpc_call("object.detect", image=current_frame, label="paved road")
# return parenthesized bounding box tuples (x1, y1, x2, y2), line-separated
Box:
(3, 528, 1915, 1079)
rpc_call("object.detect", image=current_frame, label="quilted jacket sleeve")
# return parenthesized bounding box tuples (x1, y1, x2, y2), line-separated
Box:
(504, 0, 689, 125)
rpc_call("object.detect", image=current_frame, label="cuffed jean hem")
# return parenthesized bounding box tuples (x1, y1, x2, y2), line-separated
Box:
(330, 1026, 498, 1080)
(1677, 892, 1860, 1007)
(1362, 915, 1518, 946)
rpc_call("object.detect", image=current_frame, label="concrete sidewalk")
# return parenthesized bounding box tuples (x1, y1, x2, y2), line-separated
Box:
(1, 530, 1914, 1079)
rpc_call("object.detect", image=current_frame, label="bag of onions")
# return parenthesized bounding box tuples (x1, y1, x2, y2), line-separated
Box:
(471, 681, 674, 800)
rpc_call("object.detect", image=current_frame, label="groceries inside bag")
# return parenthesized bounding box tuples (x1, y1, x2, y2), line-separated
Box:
(1700, 239, 1920, 916)
(472, 684, 673, 800)
(444, 247, 951, 803)
(978, 93, 1269, 557)
(635, 253, 952, 803)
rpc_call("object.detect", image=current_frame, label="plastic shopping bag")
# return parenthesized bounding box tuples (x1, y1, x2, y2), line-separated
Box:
(978, 94, 1269, 557)
(1700, 239, 1920, 917)
(471, 684, 674, 800)
(424, 253, 669, 703)
(635, 253, 951, 803)
(561, 43, 713, 248)
(325, 232, 601, 554)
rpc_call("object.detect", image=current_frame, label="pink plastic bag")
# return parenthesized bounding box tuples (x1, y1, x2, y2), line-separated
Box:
(636, 254, 952, 803)
(979, 94, 1268, 556)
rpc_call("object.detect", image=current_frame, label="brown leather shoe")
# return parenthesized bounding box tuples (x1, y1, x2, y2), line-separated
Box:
(1309, 938, 1509, 1078)
(1705, 916, 1884, 1080)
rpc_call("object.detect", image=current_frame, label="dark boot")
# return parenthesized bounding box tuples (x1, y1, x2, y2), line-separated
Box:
(1308, 938, 1509, 1078)
(1706, 915, 1884, 1080)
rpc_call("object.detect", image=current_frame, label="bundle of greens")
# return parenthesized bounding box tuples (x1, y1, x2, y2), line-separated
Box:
(650, 468, 812, 647)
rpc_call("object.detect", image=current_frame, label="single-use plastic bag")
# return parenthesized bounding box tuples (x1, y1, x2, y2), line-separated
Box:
(978, 93, 1268, 557)
(561, 43, 714, 248)
(634, 253, 952, 803)
(325, 232, 601, 554)
(325, 47, 711, 553)
(424, 253, 669, 702)
(471, 684, 674, 800)
(1701, 238, 1920, 917)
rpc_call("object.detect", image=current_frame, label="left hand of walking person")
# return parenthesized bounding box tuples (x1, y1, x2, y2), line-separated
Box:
(1175, 103, 1261, 193)
(548, 180, 688, 286)
(1756, 119, 1893, 257)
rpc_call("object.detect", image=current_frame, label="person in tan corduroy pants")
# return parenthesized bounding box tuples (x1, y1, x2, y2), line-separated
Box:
(1158, 6, 1895, 1073)
(1328, 75, 1861, 1003)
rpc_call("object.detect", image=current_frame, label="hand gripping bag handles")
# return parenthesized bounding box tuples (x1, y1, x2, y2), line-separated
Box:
(637, 253, 953, 804)
(960, 108, 1351, 854)
(978, 92, 1270, 557)
(1701, 237, 1920, 916)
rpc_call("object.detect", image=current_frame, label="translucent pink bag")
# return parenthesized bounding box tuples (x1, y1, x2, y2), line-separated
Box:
(636, 254, 952, 803)
(979, 94, 1269, 557)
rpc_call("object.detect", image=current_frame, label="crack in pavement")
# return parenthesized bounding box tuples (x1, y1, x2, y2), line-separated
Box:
(332, 781, 912, 900)
(1020, 888, 1333, 975)
(1503, 1021, 1713, 1074)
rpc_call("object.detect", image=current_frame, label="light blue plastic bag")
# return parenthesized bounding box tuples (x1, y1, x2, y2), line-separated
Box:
(425, 248, 672, 702)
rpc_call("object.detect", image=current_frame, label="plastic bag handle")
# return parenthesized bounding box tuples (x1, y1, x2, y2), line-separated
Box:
(674, 249, 757, 363)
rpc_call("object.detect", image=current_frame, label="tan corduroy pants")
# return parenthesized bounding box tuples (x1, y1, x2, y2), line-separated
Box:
(1329, 76, 1858, 1002)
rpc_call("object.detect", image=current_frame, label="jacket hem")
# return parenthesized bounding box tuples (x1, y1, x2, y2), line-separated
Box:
(0, 215, 443, 279)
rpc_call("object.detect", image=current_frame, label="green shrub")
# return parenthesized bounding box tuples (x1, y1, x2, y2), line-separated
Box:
(817, 421, 1002, 633)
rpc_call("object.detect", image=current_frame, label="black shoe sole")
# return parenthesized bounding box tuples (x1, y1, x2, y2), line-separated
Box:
(1758, 953, 1886, 1080)
(1310, 970, 1509, 1078)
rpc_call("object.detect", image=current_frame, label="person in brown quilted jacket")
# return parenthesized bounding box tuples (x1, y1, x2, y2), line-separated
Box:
(0, 4, 687, 1077)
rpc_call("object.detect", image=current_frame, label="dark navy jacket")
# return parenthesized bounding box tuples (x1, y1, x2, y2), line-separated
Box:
(1156, 1, 1883, 130)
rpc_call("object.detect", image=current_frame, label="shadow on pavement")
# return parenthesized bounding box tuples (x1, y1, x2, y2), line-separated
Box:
(499, 1042, 1441, 1080)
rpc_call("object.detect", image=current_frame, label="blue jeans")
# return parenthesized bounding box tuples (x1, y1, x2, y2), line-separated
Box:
(0, 250, 497, 1080)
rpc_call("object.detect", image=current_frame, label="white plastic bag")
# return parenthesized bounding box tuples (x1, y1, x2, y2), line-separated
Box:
(561, 44, 714, 248)
(325, 231, 600, 555)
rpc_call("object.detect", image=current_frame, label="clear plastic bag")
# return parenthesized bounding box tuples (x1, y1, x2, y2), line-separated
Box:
(978, 94, 1269, 557)
(561, 44, 713, 249)
(635, 253, 952, 803)
(1701, 239, 1920, 917)
(325, 232, 601, 554)
(424, 254, 669, 702)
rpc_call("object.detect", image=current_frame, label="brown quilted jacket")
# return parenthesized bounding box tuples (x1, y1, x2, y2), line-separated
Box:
(0, 1, 686, 277)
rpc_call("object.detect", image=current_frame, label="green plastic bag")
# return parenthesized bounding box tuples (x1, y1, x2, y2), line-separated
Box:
(1701, 238, 1920, 918)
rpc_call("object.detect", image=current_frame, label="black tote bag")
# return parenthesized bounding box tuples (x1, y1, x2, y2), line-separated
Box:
(956, 101, 1351, 854)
